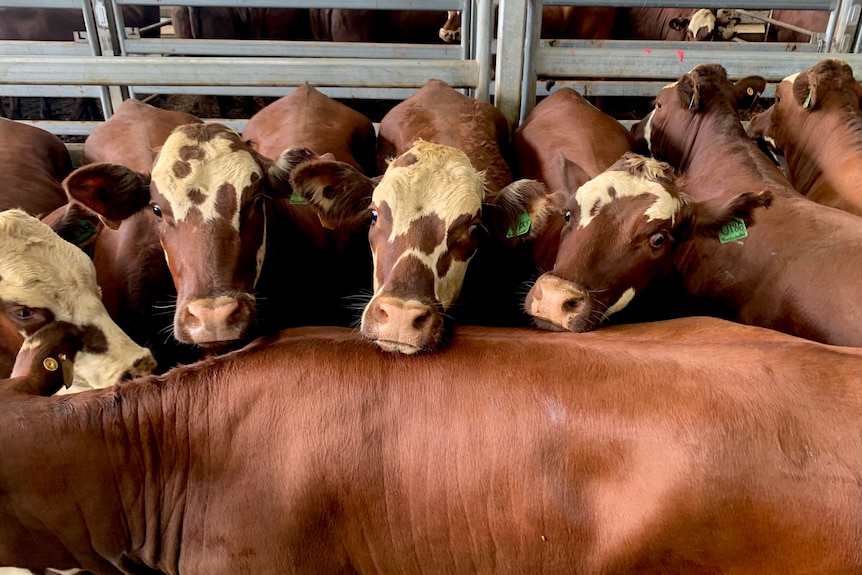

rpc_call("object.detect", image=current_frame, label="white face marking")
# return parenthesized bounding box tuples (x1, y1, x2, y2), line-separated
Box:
(372, 140, 484, 309)
(602, 287, 636, 320)
(643, 109, 655, 154)
(151, 128, 262, 231)
(783, 72, 800, 84)
(688, 9, 715, 36)
(0, 210, 154, 390)
(574, 166, 685, 229)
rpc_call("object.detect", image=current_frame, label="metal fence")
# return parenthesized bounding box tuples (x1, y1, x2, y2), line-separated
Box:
(1, 0, 861, 135)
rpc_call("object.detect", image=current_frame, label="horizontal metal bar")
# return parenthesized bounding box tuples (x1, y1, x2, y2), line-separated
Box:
(0, 0, 82, 7)
(540, 39, 824, 52)
(0, 42, 93, 57)
(133, 85, 419, 99)
(0, 85, 102, 97)
(541, 0, 836, 8)
(532, 79, 778, 98)
(536, 47, 862, 81)
(123, 39, 461, 59)
(112, 0, 462, 9)
(0, 56, 480, 89)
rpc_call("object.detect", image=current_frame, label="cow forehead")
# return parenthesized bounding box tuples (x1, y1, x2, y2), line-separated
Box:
(574, 169, 684, 228)
(0, 211, 100, 312)
(151, 128, 263, 229)
(374, 141, 484, 239)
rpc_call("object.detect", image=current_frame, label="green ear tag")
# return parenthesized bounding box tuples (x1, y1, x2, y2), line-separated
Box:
(718, 217, 748, 244)
(506, 212, 532, 238)
(289, 194, 308, 205)
(69, 219, 98, 246)
(802, 87, 812, 109)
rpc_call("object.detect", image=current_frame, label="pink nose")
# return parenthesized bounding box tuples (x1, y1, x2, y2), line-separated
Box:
(524, 274, 587, 331)
(362, 296, 441, 352)
(183, 296, 251, 344)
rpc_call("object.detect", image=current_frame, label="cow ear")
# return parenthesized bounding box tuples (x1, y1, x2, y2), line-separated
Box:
(678, 75, 701, 112)
(483, 179, 564, 242)
(63, 164, 151, 230)
(557, 151, 595, 195)
(792, 71, 818, 110)
(668, 17, 689, 31)
(286, 155, 377, 230)
(41, 202, 102, 250)
(734, 76, 766, 110)
(693, 189, 773, 239)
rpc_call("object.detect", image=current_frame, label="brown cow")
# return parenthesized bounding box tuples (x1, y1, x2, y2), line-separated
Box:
(65, 115, 373, 362)
(444, 5, 617, 41)
(0, 209, 155, 388)
(170, 6, 314, 41)
(0, 118, 71, 216)
(613, 8, 740, 41)
(747, 59, 862, 217)
(512, 88, 637, 271)
(524, 153, 772, 332)
(289, 79, 558, 353)
(1, 317, 861, 573)
(241, 83, 377, 176)
(631, 63, 862, 347)
(309, 9, 458, 43)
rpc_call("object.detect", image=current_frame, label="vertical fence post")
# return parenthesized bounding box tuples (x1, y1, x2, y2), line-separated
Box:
(495, 0, 529, 134)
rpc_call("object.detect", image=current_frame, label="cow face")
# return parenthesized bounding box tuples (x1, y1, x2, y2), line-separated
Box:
(748, 59, 862, 152)
(524, 153, 772, 332)
(0, 209, 156, 391)
(64, 123, 296, 348)
(289, 139, 554, 354)
(632, 64, 766, 165)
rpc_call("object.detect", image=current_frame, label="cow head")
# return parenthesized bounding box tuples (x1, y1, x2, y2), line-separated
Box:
(524, 153, 772, 332)
(64, 123, 301, 348)
(669, 9, 740, 41)
(290, 139, 552, 353)
(0, 209, 156, 391)
(632, 64, 766, 165)
(748, 59, 862, 150)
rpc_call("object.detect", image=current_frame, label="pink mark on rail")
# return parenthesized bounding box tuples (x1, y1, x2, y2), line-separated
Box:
(643, 48, 652, 54)
(677, 50, 685, 63)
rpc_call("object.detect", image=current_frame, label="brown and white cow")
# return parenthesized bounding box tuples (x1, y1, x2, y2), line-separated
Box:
(0, 118, 71, 216)
(1, 318, 860, 573)
(613, 8, 739, 41)
(747, 59, 862, 217)
(289, 79, 558, 353)
(524, 153, 772, 332)
(65, 117, 373, 362)
(513, 87, 637, 271)
(0, 209, 155, 389)
(241, 83, 377, 176)
(632, 63, 862, 347)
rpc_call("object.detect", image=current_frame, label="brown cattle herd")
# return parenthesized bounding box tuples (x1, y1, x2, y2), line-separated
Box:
(0, 6, 860, 575)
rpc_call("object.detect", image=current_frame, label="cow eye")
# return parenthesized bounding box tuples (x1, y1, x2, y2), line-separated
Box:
(8, 305, 32, 320)
(152, 205, 163, 218)
(468, 223, 484, 238)
(656, 100, 662, 110)
(370, 209, 378, 224)
(564, 210, 571, 223)
(649, 231, 668, 248)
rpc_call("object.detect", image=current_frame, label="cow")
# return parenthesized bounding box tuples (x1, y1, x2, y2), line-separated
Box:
(64, 116, 374, 364)
(444, 6, 617, 41)
(0, 118, 71, 217)
(0, 6, 160, 121)
(763, 9, 831, 44)
(612, 8, 740, 41)
(0, 208, 156, 388)
(524, 152, 774, 332)
(2, 316, 861, 573)
(746, 59, 862, 217)
(241, 83, 377, 176)
(512, 87, 637, 271)
(170, 6, 314, 41)
(289, 79, 558, 353)
(631, 62, 862, 347)
(309, 9, 461, 43)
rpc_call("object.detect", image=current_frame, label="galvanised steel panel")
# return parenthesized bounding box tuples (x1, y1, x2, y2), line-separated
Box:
(123, 39, 462, 58)
(0, 56, 480, 88)
(113, 0, 462, 8)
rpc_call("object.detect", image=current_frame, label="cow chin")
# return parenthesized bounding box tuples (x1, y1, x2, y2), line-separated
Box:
(374, 340, 423, 355)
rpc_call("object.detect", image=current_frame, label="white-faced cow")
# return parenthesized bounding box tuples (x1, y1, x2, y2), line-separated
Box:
(524, 153, 773, 332)
(632, 63, 862, 347)
(1, 317, 860, 573)
(513, 87, 637, 271)
(0, 209, 156, 389)
(613, 8, 740, 41)
(747, 58, 862, 217)
(289, 79, 558, 353)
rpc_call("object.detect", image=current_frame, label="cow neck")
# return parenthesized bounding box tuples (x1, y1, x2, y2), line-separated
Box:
(0, 377, 190, 572)
(681, 111, 794, 203)
(782, 109, 862, 207)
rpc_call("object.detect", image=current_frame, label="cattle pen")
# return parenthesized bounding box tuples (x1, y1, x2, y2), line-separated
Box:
(1, 0, 861, 142)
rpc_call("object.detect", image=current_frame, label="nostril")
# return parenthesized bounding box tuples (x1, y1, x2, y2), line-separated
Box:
(563, 297, 582, 311)
(413, 311, 430, 330)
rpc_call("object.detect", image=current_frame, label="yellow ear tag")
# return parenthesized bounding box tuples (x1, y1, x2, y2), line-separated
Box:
(746, 87, 754, 96)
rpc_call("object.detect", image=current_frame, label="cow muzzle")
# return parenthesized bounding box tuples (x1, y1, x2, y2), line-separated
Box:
(178, 294, 256, 346)
(361, 295, 444, 354)
(525, 274, 595, 333)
